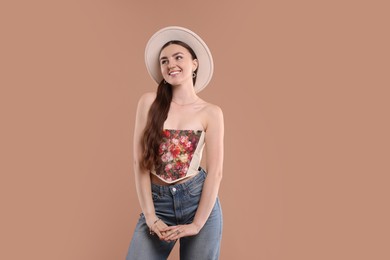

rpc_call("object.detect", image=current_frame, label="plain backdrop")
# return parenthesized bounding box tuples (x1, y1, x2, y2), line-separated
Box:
(1, 0, 389, 259)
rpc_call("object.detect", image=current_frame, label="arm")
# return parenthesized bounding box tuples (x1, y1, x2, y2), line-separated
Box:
(163, 104, 224, 240)
(192, 105, 224, 230)
(133, 92, 168, 239)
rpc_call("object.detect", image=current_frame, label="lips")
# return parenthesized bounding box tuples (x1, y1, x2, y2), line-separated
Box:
(169, 70, 181, 76)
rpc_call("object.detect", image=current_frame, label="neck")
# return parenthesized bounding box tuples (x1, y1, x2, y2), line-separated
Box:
(171, 82, 198, 104)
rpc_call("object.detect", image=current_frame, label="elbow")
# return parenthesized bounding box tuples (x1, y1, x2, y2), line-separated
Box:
(133, 159, 140, 170)
(217, 170, 223, 182)
(208, 168, 223, 183)
(133, 158, 144, 174)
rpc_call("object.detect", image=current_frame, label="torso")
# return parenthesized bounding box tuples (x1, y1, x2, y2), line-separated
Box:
(141, 91, 220, 186)
(150, 94, 209, 186)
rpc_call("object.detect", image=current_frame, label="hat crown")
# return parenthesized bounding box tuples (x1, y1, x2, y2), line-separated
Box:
(145, 26, 214, 93)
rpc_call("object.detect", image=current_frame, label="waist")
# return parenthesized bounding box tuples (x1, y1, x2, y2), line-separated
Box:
(151, 167, 207, 194)
(151, 167, 205, 186)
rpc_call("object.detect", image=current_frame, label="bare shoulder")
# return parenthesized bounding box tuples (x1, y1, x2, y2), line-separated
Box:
(199, 100, 224, 130)
(138, 91, 156, 105)
(134, 92, 156, 132)
(201, 100, 223, 117)
(137, 92, 156, 110)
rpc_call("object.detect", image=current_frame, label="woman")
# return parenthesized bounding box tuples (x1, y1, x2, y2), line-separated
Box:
(126, 26, 224, 260)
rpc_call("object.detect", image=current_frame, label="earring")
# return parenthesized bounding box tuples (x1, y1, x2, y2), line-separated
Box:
(192, 72, 197, 78)
(164, 80, 167, 84)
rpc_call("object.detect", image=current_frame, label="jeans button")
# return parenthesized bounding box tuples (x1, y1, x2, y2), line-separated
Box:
(172, 187, 176, 192)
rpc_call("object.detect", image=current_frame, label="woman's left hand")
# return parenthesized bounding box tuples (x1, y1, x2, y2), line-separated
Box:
(161, 223, 200, 242)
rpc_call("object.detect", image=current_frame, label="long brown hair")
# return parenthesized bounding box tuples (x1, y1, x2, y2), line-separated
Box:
(140, 40, 198, 171)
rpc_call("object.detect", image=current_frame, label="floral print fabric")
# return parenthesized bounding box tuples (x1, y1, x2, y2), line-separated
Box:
(156, 129, 203, 182)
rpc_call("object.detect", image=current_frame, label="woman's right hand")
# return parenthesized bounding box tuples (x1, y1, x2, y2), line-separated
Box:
(147, 216, 169, 240)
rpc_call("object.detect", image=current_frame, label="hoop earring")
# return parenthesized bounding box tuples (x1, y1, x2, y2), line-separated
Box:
(192, 72, 197, 78)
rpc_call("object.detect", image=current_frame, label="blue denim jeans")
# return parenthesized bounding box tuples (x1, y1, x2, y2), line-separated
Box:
(126, 168, 223, 260)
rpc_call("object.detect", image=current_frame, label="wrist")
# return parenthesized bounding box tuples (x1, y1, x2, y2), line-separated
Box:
(192, 221, 203, 232)
(144, 211, 156, 219)
(144, 212, 157, 223)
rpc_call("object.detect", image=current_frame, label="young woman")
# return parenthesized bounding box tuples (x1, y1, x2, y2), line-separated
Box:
(126, 26, 224, 260)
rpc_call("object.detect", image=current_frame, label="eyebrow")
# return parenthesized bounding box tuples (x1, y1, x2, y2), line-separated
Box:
(160, 52, 184, 60)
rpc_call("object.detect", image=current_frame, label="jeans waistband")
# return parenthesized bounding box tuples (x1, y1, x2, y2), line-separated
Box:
(151, 167, 206, 195)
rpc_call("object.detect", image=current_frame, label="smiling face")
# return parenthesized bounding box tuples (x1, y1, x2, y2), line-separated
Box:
(159, 43, 198, 87)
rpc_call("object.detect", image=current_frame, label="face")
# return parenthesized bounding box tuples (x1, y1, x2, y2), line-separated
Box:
(159, 44, 198, 87)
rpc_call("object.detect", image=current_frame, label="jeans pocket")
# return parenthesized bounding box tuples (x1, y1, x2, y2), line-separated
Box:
(152, 191, 160, 201)
(188, 182, 204, 197)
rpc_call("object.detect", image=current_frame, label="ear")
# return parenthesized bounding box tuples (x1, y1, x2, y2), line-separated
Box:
(192, 59, 198, 71)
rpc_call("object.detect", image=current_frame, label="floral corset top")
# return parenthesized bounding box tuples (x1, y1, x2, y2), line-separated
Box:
(151, 129, 205, 184)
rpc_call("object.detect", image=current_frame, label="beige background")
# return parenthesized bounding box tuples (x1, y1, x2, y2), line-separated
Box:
(1, 0, 389, 259)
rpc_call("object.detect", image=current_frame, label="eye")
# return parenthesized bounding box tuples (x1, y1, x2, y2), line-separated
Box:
(175, 55, 183, 60)
(161, 59, 168, 65)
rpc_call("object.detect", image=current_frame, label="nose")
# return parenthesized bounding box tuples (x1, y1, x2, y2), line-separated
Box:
(167, 58, 177, 68)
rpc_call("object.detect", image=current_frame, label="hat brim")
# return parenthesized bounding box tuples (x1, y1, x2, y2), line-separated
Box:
(145, 26, 214, 93)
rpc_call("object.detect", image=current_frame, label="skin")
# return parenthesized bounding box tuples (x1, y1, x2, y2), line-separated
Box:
(133, 44, 224, 242)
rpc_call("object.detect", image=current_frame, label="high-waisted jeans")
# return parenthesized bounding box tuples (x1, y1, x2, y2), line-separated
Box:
(126, 168, 223, 260)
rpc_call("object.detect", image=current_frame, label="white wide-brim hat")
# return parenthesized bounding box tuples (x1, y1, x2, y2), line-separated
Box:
(145, 26, 214, 93)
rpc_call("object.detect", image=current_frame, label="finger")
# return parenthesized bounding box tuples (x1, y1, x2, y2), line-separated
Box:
(150, 225, 162, 239)
(157, 225, 170, 239)
(162, 229, 177, 240)
(164, 228, 183, 241)
(152, 220, 169, 240)
(156, 229, 171, 240)
(163, 227, 180, 239)
(168, 232, 181, 241)
(162, 225, 180, 232)
(161, 226, 174, 232)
